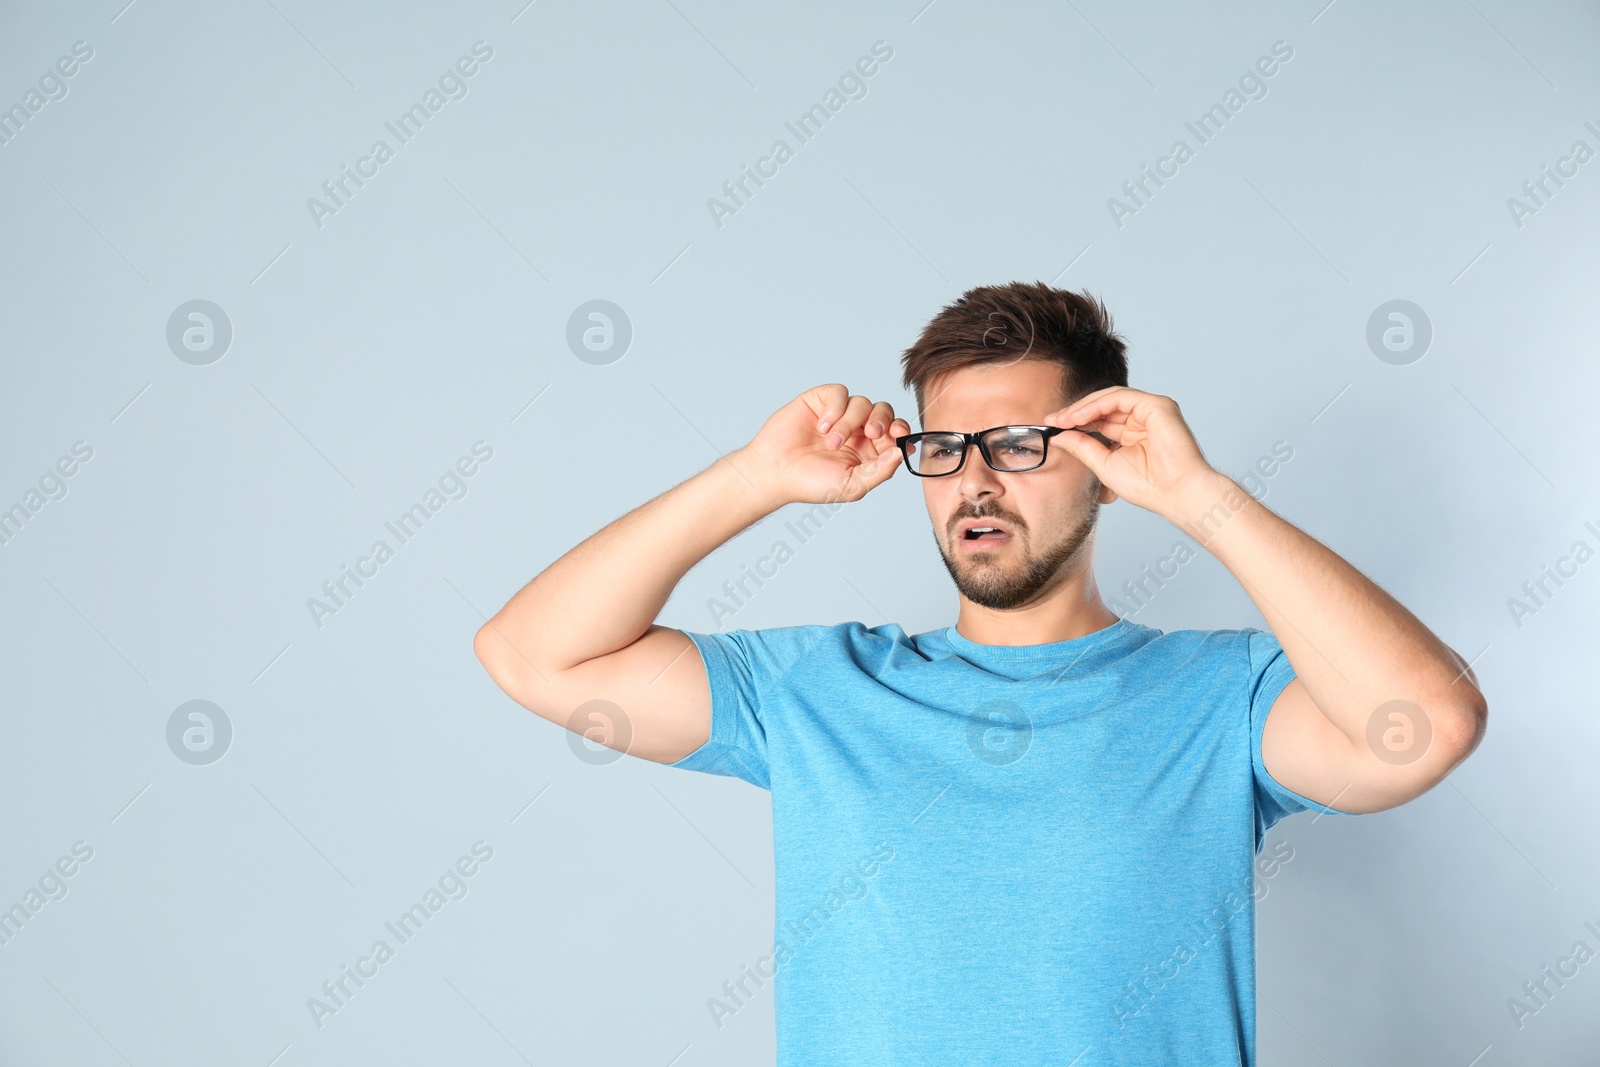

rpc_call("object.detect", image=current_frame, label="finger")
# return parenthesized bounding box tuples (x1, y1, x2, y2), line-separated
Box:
(1046, 409, 1129, 433)
(1060, 413, 1130, 435)
(810, 384, 850, 433)
(1070, 411, 1131, 430)
(1053, 426, 1115, 479)
(1053, 387, 1148, 427)
(870, 412, 908, 460)
(1044, 385, 1122, 424)
(858, 404, 902, 461)
(1075, 419, 1127, 443)
(1053, 394, 1131, 427)
(825, 394, 874, 450)
(883, 417, 916, 464)
(848, 440, 903, 496)
(861, 401, 897, 440)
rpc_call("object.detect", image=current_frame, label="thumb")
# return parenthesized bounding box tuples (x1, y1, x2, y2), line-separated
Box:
(845, 444, 902, 498)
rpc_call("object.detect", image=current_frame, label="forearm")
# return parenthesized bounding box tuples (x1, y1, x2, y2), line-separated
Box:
(1168, 474, 1486, 746)
(479, 449, 781, 673)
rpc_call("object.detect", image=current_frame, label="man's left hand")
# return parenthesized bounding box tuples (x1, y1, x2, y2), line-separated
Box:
(1044, 386, 1222, 521)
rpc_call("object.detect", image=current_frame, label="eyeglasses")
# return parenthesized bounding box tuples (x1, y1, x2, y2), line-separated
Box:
(893, 425, 1068, 477)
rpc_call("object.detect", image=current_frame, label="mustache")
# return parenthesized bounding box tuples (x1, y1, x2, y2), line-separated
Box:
(951, 510, 1023, 531)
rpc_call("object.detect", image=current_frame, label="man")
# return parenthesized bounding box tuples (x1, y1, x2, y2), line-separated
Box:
(473, 281, 1487, 1066)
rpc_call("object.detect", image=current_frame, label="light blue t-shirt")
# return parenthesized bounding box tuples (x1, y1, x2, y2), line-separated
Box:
(669, 617, 1355, 1066)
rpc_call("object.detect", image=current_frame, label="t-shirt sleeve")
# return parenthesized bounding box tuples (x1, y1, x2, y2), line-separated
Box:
(667, 624, 832, 791)
(1244, 627, 1358, 847)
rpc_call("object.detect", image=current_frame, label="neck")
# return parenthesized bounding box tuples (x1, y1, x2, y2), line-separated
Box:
(952, 573, 1121, 647)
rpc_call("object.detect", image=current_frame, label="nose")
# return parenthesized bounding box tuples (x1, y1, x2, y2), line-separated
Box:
(955, 447, 1006, 503)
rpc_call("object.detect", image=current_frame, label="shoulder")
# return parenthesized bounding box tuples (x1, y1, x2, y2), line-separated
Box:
(762, 619, 923, 651)
(687, 620, 900, 680)
(1132, 623, 1270, 653)
(1113, 623, 1277, 678)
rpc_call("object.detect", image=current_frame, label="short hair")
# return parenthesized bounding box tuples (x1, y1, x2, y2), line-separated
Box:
(898, 281, 1129, 424)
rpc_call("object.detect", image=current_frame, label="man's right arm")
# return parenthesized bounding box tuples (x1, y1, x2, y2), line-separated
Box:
(472, 448, 783, 765)
(472, 385, 907, 765)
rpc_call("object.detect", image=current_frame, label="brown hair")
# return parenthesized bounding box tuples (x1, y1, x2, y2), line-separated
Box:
(899, 281, 1129, 424)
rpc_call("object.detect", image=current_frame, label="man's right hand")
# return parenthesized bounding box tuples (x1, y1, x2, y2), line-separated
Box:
(737, 384, 911, 507)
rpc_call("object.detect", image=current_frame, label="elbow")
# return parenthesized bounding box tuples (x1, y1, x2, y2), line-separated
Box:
(473, 618, 510, 687)
(1443, 645, 1487, 753)
(1437, 691, 1488, 768)
(1463, 692, 1488, 755)
(474, 619, 554, 716)
(473, 620, 493, 664)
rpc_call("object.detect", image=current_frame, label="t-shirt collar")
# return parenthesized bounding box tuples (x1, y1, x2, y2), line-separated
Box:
(942, 616, 1138, 667)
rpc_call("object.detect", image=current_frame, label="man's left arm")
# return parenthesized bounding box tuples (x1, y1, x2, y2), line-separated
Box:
(1048, 387, 1488, 815)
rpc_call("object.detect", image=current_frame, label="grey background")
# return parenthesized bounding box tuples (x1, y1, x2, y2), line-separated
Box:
(1, 0, 1596, 1063)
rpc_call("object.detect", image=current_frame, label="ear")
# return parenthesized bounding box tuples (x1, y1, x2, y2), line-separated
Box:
(1098, 480, 1119, 506)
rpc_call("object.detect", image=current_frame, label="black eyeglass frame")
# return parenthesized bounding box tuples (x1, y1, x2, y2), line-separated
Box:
(892, 424, 1069, 478)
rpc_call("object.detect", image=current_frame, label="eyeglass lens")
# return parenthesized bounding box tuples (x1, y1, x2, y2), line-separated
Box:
(907, 427, 1047, 476)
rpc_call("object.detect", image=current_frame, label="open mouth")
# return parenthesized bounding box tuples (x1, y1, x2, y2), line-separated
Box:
(959, 525, 1014, 550)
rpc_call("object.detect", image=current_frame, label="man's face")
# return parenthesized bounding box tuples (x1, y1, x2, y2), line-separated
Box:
(916, 361, 1115, 611)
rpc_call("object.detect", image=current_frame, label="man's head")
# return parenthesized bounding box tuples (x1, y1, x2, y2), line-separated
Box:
(898, 282, 1129, 611)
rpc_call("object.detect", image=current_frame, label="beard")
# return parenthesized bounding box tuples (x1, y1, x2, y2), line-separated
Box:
(935, 479, 1102, 611)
